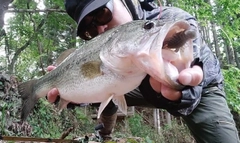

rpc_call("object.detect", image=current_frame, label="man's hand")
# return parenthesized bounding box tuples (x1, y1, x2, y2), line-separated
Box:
(46, 65, 59, 103)
(149, 65, 203, 101)
(46, 65, 57, 72)
(46, 65, 78, 107)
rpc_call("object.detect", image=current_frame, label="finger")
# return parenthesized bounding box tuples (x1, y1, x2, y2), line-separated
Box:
(149, 77, 181, 101)
(178, 65, 203, 86)
(149, 77, 161, 93)
(46, 65, 57, 72)
(160, 84, 181, 101)
(47, 88, 59, 103)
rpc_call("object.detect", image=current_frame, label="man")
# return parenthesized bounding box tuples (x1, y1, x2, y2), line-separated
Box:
(47, 0, 240, 142)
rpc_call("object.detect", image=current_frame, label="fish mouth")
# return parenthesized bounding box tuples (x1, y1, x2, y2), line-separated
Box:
(152, 20, 196, 89)
(162, 20, 196, 54)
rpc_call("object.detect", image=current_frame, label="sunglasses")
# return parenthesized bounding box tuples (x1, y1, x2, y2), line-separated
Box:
(78, 6, 113, 40)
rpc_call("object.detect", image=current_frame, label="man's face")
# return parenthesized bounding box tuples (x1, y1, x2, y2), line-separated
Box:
(78, 6, 113, 40)
(78, 0, 133, 40)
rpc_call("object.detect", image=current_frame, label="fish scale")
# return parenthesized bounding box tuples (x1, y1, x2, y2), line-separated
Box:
(18, 19, 197, 121)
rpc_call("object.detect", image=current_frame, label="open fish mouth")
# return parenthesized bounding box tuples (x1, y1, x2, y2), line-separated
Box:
(162, 21, 197, 53)
(157, 20, 197, 68)
(160, 20, 197, 89)
(140, 20, 197, 90)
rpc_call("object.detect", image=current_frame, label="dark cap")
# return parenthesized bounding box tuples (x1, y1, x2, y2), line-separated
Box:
(65, 0, 111, 33)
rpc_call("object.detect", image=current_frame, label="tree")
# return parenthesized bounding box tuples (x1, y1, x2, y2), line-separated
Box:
(1, 0, 79, 79)
(0, 0, 13, 30)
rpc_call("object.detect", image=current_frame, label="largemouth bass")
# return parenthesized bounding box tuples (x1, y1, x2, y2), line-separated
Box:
(18, 19, 196, 121)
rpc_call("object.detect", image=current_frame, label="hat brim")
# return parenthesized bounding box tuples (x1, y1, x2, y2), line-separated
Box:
(77, 0, 110, 35)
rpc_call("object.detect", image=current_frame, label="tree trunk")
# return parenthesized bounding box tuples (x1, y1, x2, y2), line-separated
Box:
(0, 0, 13, 30)
(211, 22, 222, 65)
(201, 22, 213, 51)
(153, 109, 161, 134)
(234, 46, 240, 68)
(165, 112, 172, 127)
(225, 42, 235, 65)
(199, 25, 207, 43)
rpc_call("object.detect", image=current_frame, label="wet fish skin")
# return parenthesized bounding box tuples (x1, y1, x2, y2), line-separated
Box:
(18, 19, 196, 121)
(53, 48, 76, 66)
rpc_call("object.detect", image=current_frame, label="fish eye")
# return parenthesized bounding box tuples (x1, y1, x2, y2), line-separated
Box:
(143, 21, 154, 30)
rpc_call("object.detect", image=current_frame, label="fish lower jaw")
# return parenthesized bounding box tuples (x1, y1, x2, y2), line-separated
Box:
(163, 60, 179, 76)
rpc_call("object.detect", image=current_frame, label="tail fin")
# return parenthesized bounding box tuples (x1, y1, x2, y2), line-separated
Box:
(18, 79, 38, 121)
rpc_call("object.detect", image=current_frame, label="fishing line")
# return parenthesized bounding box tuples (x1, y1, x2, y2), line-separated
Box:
(157, 0, 163, 20)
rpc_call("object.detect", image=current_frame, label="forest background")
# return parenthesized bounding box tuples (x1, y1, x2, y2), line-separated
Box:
(0, 0, 240, 142)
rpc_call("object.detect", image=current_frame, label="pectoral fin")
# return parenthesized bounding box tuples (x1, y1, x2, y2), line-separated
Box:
(97, 95, 114, 119)
(112, 95, 127, 115)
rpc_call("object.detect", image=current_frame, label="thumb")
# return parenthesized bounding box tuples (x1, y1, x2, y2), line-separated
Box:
(178, 65, 203, 86)
(47, 88, 59, 103)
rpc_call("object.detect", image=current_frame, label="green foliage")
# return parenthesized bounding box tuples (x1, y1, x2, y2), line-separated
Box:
(26, 99, 95, 139)
(0, 88, 22, 136)
(222, 66, 240, 113)
(126, 113, 194, 143)
(0, 83, 95, 139)
(161, 120, 194, 143)
(128, 114, 144, 136)
(127, 114, 159, 142)
(2, 0, 80, 78)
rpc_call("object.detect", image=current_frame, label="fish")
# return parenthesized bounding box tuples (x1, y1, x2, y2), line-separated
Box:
(53, 48, 76, 66)
(18, 19, 196, 121)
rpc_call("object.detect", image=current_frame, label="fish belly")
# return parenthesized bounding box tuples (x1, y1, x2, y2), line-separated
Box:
(57, 72, 146, 104)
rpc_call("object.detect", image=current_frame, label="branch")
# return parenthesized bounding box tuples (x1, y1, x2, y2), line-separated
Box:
(7, 8, 66, 13)
(8, 15, 47, 73)
(60, 127, 74, 139)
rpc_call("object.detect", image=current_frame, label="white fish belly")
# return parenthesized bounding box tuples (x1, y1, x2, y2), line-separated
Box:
(57, 72, 146, 104)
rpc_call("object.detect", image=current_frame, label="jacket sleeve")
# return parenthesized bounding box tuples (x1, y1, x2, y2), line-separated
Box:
(138, 6, 224, 116)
